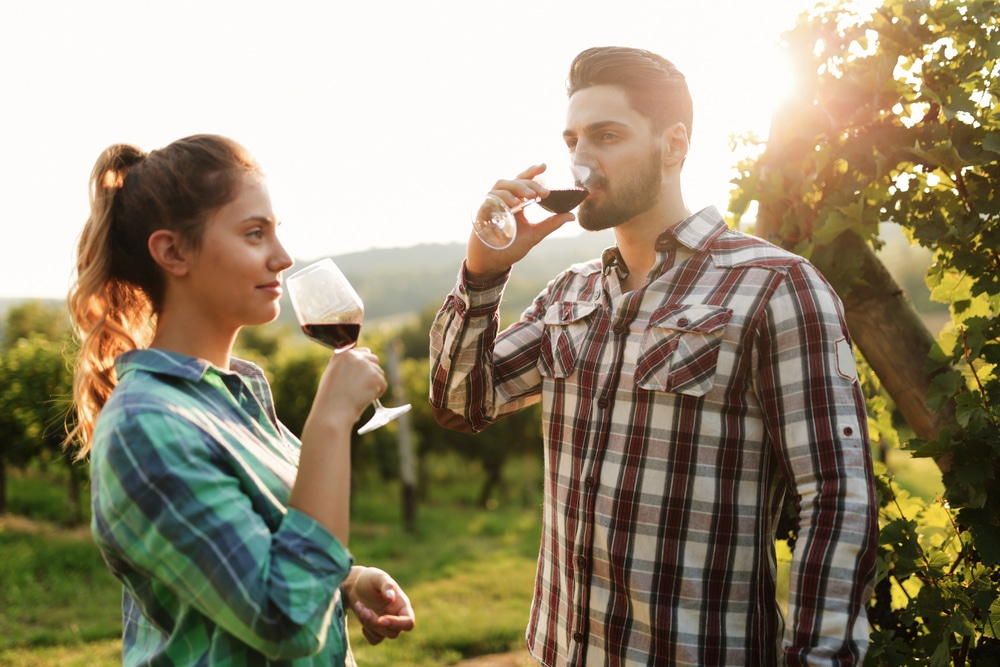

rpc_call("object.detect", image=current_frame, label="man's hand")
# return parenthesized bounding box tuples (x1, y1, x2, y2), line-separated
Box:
(466, 163, 576, 282)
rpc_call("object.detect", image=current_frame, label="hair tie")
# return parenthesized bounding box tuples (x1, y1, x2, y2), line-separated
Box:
(101, 146, 147, 191)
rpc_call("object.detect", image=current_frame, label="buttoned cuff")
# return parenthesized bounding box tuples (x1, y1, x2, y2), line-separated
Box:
(457, 260, 510, 316)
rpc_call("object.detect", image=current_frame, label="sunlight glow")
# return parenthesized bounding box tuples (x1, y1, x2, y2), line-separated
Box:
(2, 0, 874, 300)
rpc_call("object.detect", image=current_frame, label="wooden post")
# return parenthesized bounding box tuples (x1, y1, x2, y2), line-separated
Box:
(385, 339, 418, 532)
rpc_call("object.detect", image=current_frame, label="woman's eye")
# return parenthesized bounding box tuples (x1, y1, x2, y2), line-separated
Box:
(247, 228, 264, 240)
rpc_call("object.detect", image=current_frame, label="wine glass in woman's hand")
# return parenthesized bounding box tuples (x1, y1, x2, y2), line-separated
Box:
(286, 258, 411, 434)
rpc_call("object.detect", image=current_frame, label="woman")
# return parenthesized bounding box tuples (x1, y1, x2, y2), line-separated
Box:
(67, 134, 414, 665)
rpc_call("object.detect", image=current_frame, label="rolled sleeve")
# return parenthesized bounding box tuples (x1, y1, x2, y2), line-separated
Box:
(756, 263, 878, 665)
(430, 262, 545, 431)
(92, 407, 352, 662)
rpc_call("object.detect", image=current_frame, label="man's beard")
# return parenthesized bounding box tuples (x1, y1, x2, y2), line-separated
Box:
(577, 148, 661, 232)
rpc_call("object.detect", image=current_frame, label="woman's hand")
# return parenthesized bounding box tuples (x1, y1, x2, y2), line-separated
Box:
(345, 566, 416, 645)
(309, 347, 387, 428)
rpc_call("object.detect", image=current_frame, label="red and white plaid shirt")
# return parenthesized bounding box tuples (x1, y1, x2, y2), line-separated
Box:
(430, 207, 878, 666)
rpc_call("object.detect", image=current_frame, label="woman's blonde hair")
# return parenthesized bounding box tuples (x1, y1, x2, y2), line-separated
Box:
(66, 134, 259, 457)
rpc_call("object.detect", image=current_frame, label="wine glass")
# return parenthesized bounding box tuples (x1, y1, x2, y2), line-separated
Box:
(286, 258, 411, 435)
(471, 162, 593, 250)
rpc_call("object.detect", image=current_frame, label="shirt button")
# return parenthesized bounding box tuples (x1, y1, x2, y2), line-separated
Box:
(574, 631, 585, 643)
(843, 426, 854, 436)
(584, 477, 595, 488)
(597, 397, 608, 409)
(612, 323, 623, 334)
(677, 318, 689, 328)
(576, 555, 587, 569)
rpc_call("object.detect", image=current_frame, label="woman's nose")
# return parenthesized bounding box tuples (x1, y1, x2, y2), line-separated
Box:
(271, 239, 294, 272)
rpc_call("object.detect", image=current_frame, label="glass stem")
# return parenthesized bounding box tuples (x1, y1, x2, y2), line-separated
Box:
(508, 196, 541, 215)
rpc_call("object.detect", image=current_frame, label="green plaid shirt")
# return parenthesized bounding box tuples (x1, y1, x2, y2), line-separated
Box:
(90, 349, 355, 666)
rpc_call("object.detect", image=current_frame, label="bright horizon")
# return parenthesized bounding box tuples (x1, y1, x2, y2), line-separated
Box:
(0, 0, 860, 300)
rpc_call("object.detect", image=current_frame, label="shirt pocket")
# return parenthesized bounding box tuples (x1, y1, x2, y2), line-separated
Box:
(636, 304, 732, 396)
(539, 301, 600, 379)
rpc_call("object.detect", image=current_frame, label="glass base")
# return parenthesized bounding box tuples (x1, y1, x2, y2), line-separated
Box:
(357, 403, 412, 435)
(473, 194, 516, 249)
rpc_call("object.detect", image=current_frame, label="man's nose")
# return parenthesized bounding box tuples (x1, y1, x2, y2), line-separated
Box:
(571, 150, 597, 187)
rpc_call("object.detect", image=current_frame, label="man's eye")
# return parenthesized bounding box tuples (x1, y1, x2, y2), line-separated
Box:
(247, 229, 264, 239)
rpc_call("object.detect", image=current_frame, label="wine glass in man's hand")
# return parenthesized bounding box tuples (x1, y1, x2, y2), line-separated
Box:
(471, 162, 593, 250)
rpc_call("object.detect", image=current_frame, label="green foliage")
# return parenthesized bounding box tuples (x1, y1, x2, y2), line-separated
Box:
(267, 342, 328, 437)
(0, 312, 80, 520)
(731, 0, 1000, 662)
(0, 335, 73, 453)
(0, 301, 69, 352)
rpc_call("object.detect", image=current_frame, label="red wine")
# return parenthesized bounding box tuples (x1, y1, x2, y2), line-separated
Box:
(538, 188, 589, 214)
(302, 323, 361, 351)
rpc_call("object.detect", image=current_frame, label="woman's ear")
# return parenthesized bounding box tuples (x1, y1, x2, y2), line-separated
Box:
(662, 121, 690, 168)
(148, 230, 190, 277)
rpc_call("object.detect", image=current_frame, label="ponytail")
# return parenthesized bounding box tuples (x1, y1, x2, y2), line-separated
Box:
(66, 145, 155, 457)
(65, 134, 259, 457)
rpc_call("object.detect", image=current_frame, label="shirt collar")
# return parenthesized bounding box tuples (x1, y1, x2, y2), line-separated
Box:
(669, 206, 728, 252)
(600, 246, 630, 280)
(599, 206, 727, 278)
(115, 348, 264, 383)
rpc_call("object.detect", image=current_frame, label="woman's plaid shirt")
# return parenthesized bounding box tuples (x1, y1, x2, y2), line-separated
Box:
(90, 350, 355, 666)
(430, 207, 878, 666)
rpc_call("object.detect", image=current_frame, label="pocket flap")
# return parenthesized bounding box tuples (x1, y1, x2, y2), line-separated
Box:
(648, 304, 732, 333)
(543, 301, 600, 326)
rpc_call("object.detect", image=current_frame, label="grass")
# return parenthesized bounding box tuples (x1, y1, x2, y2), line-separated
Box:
(4, 468, 89, 525)
(0, 446, 948, 666)
(0, 470, 120, 654)
(0, 640, 122, 667)
(0, 455, 541, 667)
(346, 470, 541, 666)
(0, 525, 124, 660)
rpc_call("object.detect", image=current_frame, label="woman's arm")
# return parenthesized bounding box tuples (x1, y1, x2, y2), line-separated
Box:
(290, 347, 386, 544)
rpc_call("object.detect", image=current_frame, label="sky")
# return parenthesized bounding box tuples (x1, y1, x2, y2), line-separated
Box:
(0, 0, 847, 300)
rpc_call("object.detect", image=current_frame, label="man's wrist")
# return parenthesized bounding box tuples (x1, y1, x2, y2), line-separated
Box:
(462, 260, 510, 286)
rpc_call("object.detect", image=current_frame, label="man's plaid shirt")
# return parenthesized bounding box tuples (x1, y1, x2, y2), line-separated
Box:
(430, 207, 878, 666)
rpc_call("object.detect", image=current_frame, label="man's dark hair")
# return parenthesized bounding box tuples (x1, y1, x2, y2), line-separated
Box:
(567, 46, 693, 139)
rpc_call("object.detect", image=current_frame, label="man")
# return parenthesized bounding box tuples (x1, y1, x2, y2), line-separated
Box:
(430, 46, 878, 666)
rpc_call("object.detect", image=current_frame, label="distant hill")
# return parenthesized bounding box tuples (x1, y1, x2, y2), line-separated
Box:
(0, 232, 616, 340)
(2, 226, 947, 338)
(312, 231, 616, 325)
